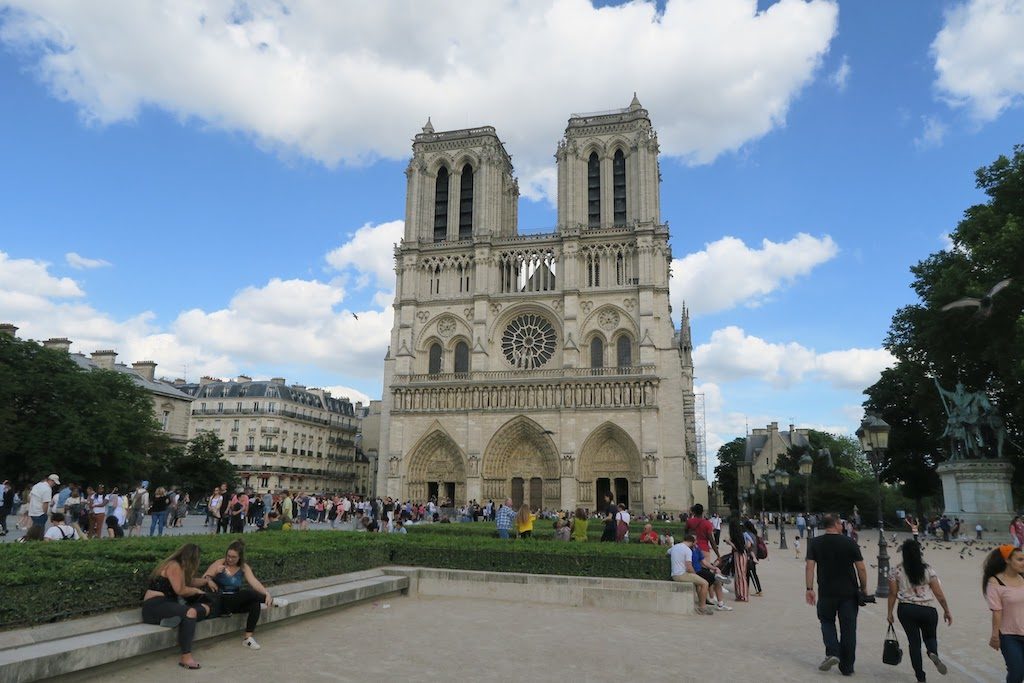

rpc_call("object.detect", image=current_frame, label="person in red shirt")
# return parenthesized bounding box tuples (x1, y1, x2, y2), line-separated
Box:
(639, 523, 660, 544)
(685, 504, 720, 560)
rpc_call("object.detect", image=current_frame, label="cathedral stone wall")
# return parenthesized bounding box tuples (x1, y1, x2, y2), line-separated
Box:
(378, 97, 697, 515)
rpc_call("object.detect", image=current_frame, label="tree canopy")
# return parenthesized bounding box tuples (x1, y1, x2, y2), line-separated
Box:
(865, 144, 1024, 498)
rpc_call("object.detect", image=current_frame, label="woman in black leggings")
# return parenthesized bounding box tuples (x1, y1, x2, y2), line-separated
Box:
(141, 543, 218, 670)
(743, 520, 763, 595)
(203, 539, 278, 649)
(886, 540, 952, 681)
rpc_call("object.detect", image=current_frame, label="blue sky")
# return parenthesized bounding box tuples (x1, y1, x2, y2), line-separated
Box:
(2, 0, 1023, 474)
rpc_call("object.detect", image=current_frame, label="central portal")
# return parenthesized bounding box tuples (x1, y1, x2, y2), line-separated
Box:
(595, 477, 630, 509)
(483, 416, 561, 510)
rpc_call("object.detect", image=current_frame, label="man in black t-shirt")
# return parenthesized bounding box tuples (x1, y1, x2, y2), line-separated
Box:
(600, 493, 617, 542)
(805, 513, 868, 676)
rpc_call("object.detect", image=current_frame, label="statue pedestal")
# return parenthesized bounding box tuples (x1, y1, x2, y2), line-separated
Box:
(936, 460, 1015, 532)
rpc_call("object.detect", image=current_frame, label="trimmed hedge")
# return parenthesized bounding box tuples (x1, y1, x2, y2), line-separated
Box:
(0, 530, 669, 630)
(407, 520, 690, 541)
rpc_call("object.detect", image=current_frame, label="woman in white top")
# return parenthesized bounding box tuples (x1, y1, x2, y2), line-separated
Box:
(886, 540, 952, 682)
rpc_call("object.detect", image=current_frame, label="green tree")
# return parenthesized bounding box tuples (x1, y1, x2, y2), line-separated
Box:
(150, 432, 238, 497)
(0, 335, 165, 488)
(873, 144, 1024, 494)
(713, 437, 745, 509)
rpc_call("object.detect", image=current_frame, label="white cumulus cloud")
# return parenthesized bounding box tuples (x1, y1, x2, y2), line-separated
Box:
(694, 326, 894, 390)
(65, 252, 112, 269)
(0, 251, 83, 299)
(932, 0, 1024, 121)
(0, 0, 839, 201)
(325, 220, 404, 287)
(670, 233, 838, 316)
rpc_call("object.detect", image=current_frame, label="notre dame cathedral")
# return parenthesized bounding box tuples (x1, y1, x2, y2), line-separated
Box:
(377, 96, 699, 514)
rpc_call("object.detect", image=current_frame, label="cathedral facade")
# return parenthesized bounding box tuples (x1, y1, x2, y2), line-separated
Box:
(377, 97, 697, 514)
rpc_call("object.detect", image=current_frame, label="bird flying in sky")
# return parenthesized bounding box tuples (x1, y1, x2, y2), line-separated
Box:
(941, 278, 1012, 318)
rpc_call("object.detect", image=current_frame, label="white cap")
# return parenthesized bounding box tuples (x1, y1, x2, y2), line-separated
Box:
(48, 474, 60, 485)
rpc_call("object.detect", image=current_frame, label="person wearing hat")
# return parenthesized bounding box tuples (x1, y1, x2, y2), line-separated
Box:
(28, 474, 59, 529)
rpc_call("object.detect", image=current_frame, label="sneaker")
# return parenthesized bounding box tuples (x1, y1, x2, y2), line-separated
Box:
(243, 637, 261, 650)
(706, 598, 717, 606)
(715, 602, 733, 611)
(697, 607, 715, 615)
(928, 651, 947, 675)
(819, 656, 840, 672)
(717, 575, 733, 585)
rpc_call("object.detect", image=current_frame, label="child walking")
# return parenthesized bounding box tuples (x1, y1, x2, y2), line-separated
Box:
(793, 535, 801, 559)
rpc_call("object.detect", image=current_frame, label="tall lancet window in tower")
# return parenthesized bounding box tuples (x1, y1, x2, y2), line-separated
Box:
(613, 149, 626, 224)
(587, 152, 601, 228)
(458, 164, 474, 240)
(434, 167, 449, 242)
(428, 343, 443, 375)
(590, 336, 604, 369)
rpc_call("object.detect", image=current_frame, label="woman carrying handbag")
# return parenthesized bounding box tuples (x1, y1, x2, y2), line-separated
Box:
(887, 539, 951, 681)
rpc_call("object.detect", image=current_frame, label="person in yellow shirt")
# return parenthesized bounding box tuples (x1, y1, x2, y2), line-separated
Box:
(515, 504, 536, 538)
(570, 507, 589, 542)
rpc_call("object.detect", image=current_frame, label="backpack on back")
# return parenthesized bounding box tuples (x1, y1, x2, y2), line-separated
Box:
(756, 535, 769, 560)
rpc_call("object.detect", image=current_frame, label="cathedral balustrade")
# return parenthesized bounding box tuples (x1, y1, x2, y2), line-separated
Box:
(389, 377, 659, 413)
(396, 364, 657, 384)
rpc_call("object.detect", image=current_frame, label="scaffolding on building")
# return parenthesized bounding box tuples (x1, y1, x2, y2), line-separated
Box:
(694, 392, 707, 480)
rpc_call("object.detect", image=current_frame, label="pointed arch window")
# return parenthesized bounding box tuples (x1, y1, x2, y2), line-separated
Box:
(613, 149, 626, 224)
(428, 343, 443, 375)
(458, 164, 473, 240)
(587, 152, 601, 228)
(454, 341, 470, 374)
(616, 335, 632, 368)
(434, 167, 449, 243)
(590, 337, 604, 369)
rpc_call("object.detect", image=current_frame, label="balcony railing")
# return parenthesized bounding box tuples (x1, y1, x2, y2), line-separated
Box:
(261, 426, 281, 434)
(259, 445, 279, 453)
(396, 365, 657, 385)
(227, 445, 238, 452)
(244, 445, 255, 452)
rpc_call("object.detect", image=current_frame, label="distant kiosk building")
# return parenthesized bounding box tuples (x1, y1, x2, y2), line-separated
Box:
(378, 97, 698, 514)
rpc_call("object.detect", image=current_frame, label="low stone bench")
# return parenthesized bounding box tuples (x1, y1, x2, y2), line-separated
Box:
(383, 567, 696, 615)
(0, 569, 408, 683)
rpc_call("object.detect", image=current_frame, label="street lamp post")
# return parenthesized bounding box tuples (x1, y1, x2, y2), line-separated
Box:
(799, 453, 813, 515)
(768, 468, 790, 550)
(857, 413, 892, 599)
(654, 494, 666, 518)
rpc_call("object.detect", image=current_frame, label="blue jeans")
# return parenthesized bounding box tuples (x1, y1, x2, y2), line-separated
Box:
(149, 511, 167, 536)
(1001, 633, 1024, 683)
(497, 528, 509, 539)
(817, 596, 859, 674)
(797, 524, 806, 538)
(31, 514, 48, 528)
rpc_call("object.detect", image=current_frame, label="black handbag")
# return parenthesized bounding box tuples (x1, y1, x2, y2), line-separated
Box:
(882, 624, 903, 665)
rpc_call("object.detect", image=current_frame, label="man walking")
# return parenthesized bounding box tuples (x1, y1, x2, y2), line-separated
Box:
(796, 513, 807, 539)
(806, 513, 868, 676)
(0, 479, 13, 536)
(710, 512, 722, 546)
(29, 474, 59, 529)
(495, 498, 516, 539)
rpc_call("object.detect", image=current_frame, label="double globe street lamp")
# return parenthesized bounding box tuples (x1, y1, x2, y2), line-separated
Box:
(857, 413, 892, 598)
(761, 468, 790, 550)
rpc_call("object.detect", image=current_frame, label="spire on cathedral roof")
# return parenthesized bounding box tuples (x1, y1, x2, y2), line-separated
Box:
(422, 117, 434, 134)
(629, 92, 642, 111)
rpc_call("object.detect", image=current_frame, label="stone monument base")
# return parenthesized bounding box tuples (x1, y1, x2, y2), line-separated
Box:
(937, 459, 1015, 533)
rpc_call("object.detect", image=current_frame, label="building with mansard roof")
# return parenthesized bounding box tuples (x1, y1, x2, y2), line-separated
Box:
(179, 377, 365, 495)
(378, 96, 699, 514)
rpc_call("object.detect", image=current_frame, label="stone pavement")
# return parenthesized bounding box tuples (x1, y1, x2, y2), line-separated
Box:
(65, 530, 1006, 682)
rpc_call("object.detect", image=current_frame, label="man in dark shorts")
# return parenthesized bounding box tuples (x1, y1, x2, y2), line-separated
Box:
(806, 513, 868, 676)
(600, 493, 617, 542)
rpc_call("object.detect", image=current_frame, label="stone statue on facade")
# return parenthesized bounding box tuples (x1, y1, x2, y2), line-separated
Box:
(934, 379, 1008, 460)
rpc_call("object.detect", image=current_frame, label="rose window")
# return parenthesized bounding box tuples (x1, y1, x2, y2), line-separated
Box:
(502, 314, 557, 370)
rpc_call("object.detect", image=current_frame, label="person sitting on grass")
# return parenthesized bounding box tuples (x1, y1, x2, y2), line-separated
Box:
(515, 504, 536, 538)
(141, 543, 216, 670)
(391, 518, 407, 534)
(570, 507, 589, 542)
(202, 540, 283, 650)
(262, 511, 285, 531)
(639, 523, 660, 544)
(44, 512, 80, 541)
(554, 519, 570, 541)
(668, 534, 714, 615)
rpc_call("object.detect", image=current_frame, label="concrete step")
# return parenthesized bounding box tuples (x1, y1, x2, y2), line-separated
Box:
(0, 572, 407, 683)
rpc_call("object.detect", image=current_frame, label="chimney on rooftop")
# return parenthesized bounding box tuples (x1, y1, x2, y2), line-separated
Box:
(132, 361, 157, 382)
(173, 378, 186, 386)
(0, 323, 19, 338)
(271, 377, 286, 385)
(236, 375, 252, 383)
(199, 376, 217, 386)
(43, 338, 72, 353)
(91, 350, 117, 370)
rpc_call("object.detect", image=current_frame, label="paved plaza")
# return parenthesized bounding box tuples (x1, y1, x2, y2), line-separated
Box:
(54, 529, 1006, 682)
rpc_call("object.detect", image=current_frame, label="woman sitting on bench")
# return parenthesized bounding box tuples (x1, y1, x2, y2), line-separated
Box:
(202, 539, 277, 650)
(141, 543, 216, 670)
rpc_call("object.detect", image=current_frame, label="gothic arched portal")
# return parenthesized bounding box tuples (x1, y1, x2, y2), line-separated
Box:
(482, 416, 560, 509)
(404, 428, 467, 506)
(577, 422, 643, 511)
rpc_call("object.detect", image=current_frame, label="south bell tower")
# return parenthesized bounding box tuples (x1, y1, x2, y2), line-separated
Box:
(379, 96, 698, 516)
